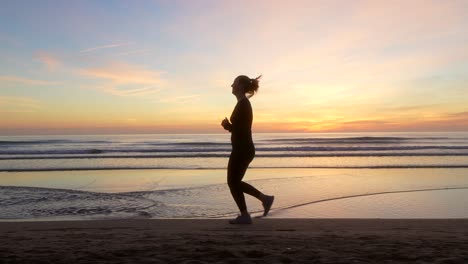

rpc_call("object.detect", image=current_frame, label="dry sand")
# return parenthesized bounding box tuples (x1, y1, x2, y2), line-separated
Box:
(1, 219, 468, 263)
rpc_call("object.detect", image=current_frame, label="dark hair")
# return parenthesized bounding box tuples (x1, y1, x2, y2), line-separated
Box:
(235, 75, 262, 98)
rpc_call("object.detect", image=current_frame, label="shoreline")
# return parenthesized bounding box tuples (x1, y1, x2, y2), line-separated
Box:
(3, 164, 468, 172)
(2, 219, 468, 263)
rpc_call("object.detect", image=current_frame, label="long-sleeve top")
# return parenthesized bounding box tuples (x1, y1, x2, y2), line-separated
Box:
(225, 98, 254, 151)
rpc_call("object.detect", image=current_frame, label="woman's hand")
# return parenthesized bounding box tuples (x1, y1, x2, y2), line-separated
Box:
(221, 117, 231, 130)
(221, 117, 229, 126)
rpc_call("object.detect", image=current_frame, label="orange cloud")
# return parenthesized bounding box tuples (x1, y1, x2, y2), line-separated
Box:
(80, 62, 164, 85)
(0, 96, 41, 113)
(157, 94, 201, 104)
(254, 110, 468, 133)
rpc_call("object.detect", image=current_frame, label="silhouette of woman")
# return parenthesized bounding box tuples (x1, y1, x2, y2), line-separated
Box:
(221, 75, 274, 224)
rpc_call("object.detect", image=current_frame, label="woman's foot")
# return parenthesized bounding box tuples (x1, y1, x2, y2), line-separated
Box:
(229, 214, 252, 224)
(262, 195, 275, 216)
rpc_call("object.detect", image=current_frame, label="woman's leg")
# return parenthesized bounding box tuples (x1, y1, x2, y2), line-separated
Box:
(240, 182, 262, 199)
(227, 152, 274, 220)
(227, 155, 249, 212)
(227, 153, 264, 212)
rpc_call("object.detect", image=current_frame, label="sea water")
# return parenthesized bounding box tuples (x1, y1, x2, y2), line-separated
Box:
(1, 132, 468, 220)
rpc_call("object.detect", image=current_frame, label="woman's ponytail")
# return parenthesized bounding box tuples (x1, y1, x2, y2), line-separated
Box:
(246, 75, 261, 98)
(235, 74, 262, 98)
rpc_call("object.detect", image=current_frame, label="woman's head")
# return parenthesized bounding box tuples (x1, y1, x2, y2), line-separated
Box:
(231, 75, 262, 98)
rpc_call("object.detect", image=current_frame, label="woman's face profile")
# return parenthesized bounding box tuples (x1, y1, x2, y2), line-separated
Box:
(231, 78, 243, 95)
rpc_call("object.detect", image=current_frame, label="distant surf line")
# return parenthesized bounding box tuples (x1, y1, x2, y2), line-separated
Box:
(2, 152, 468, 160)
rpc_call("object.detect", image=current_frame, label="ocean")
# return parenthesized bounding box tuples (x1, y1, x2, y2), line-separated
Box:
(1, 132, 468, 220)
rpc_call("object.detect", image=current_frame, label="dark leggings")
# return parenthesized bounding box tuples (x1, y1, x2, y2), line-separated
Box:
(227, 149, 261, 212)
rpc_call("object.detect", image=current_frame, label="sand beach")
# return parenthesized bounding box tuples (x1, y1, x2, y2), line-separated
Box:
(1, 218, 468, 263)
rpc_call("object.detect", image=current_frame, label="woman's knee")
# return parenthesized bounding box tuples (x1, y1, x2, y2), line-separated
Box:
(227, 175, 241, 190)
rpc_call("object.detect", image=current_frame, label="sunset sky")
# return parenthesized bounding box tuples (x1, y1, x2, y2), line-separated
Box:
(1, 0, 467, 135)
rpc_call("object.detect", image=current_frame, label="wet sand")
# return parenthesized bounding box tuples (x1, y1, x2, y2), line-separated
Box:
(1, 219, 468, 263)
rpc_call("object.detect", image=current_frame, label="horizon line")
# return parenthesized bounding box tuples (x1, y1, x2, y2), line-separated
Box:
(0, 130, 466, 137)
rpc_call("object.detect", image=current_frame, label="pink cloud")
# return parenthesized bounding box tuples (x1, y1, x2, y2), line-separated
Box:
(80, 62, 164, 85)
(35, 51, 61, 70)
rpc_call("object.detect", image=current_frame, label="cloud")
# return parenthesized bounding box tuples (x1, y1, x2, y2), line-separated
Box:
(80, 62, 164, 85)
(0, 96, 41, 113)
(157, 94, 201, 104)
(80, 42, 132, 53)
(384, 111, 468, 132)
(442, 111, 468, 121)
(261, 111, 468, 132)
(79, 62, 165, 97)
(114, 49, 151, 57)
(95, 85, 162, 97)
(35, 51, 61, 70)
(0, 75, 57, 85)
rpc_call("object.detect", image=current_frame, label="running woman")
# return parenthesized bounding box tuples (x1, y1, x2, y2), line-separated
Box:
(221, 75, 274, 224)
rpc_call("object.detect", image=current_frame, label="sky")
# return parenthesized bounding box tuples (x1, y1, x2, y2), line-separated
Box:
(1, 0, 467, 135)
